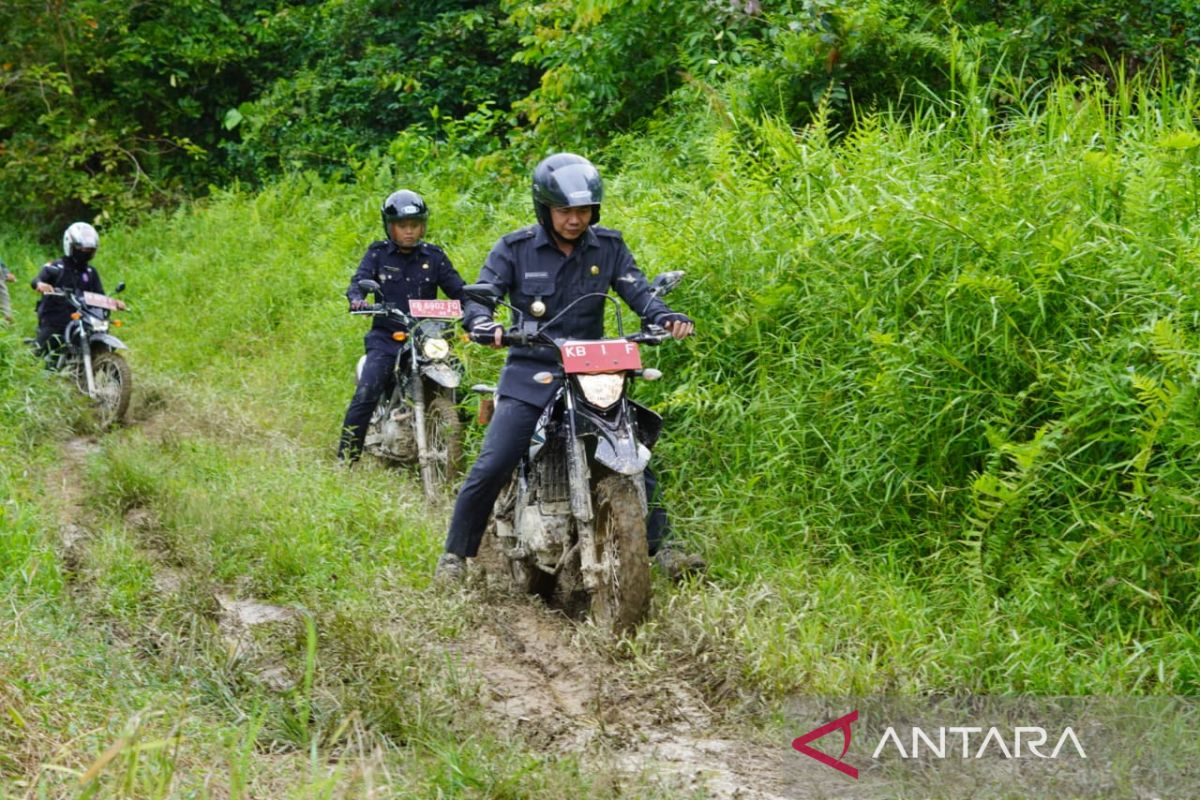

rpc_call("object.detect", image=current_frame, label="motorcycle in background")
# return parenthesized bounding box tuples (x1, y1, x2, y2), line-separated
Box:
(38, 284, 132, 428)
(468, 270, 686, 634)
(350, 279, 464, 501)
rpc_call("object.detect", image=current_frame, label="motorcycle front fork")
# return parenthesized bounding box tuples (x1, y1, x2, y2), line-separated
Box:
(563, 391, 601, 589)
(79, 345, 96, 396)
(408, 361, 429, 466)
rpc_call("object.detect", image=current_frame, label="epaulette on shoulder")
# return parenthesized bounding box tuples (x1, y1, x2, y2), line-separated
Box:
(592, 225, 623, 239)
(420, 241, 446, 256)
(367, 239, 390, 251)
(501, 226, 537, 245)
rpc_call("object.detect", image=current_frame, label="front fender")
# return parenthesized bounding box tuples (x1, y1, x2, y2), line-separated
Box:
(576, 403, 649, 476)
(421, 362, 461, 389)
(594, 433, 651, 476)
(90, 333, 128, 351)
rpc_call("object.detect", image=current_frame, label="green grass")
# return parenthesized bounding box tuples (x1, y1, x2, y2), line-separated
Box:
(3, 67, 1200, 795)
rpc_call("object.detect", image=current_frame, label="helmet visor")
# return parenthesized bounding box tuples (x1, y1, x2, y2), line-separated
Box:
(549, 164, 602, 207)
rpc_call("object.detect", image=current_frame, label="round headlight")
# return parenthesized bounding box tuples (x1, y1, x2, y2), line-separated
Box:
(423, 338, 450, 360)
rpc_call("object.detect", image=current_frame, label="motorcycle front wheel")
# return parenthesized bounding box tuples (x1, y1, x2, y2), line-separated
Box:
(87, 351, 132, 428)
(420, 393, 462, 500)
(589, 474, 651, 636)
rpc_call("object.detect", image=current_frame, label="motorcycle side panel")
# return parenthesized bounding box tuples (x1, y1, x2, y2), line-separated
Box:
(630, 400, 663, 449)
(421, 362, 461, 388)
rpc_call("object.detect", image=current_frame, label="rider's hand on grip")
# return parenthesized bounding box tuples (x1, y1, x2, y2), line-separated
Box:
(469, 321, 505, 348)
(349, 298, 371, 311)
(654, 312, 695, 340)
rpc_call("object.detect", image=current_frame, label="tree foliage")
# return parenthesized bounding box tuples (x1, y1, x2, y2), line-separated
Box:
(0, 0, 535, 236)
(3, 0, 1199, 235)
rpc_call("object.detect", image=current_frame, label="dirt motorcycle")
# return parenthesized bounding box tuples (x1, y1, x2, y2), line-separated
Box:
(36, 284, 132, 428)
(350, 279, 464, 501)
(468, 270, 686, 634)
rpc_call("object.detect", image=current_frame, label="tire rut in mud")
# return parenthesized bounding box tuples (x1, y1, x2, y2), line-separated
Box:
(445, 597, 815, 799)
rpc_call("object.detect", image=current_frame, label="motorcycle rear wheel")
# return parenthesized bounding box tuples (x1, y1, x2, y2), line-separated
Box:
(589, 475, 651, 635)
(88, 351, 132, 428)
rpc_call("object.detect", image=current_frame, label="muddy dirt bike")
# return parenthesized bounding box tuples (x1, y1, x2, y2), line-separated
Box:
(467, 270, 686, 634)
(350, 279, 464, 501)
(33, 284, 132, 428)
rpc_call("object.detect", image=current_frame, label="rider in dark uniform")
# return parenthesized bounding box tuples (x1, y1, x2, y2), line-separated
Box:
(436, 153, 704, 582)
(31, 222, 123, 355)
(337, 190, 465, 462)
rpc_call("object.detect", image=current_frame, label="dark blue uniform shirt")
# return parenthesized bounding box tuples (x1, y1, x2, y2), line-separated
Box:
(464, 223, 674, 407)
(346, 239, 464, 349)
(32, 257, 105, 332)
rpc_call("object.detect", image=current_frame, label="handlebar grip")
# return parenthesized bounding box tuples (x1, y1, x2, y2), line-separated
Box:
(467, 327, 531, 347)
(501, 331, 531, 347)
(628, 328, 671, 345)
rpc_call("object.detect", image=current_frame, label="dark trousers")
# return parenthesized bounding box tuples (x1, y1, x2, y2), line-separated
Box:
(444, 396, 671, 558)
(35, 320, 67, 359)
(338, 346, 399, 461)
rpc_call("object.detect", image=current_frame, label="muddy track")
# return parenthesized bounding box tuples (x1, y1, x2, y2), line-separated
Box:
(48, 422, 864, 799)
(445, 583, 867, 799)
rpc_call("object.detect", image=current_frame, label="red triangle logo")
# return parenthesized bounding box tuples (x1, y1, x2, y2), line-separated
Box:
(792, 710, 859, 779)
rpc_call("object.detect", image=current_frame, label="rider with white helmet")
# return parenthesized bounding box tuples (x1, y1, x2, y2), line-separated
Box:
(31, 222, 123, 354)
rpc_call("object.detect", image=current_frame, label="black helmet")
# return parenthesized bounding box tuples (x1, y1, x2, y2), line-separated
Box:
(532, 153, 603, 231)
(381, 189, 428, 240)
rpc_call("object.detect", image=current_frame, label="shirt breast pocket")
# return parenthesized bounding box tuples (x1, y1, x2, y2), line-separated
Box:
(521, 276, 556, 298)
(583, 261, 613, 293)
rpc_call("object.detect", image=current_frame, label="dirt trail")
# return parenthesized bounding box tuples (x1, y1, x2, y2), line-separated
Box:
(53, 436, 102, 573)
(48, 426, 866, 799)
(448, 594, 867, 799)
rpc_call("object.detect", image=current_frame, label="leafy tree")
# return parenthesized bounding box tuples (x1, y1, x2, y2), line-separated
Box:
(221, 0, 537, 180)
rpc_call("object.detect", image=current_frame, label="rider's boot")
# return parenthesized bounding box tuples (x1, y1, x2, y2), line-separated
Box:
(653, 546, 707, 582)
(434, 552, 466, 584)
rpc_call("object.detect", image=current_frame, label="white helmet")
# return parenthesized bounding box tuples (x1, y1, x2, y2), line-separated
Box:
(63, 222, 100, 260)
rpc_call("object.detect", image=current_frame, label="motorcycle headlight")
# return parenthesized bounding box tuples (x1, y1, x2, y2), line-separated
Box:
(422, 338, 450, 360)
(90, 319, 109, 333)
(576, 373, 625, 409)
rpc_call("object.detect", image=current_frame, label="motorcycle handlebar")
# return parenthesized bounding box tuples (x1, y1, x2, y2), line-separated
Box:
(468, 327, 534, 347)
(470, 326, 672, 349)
(627, 326, 672, 345)
(349, 303, 411, 321)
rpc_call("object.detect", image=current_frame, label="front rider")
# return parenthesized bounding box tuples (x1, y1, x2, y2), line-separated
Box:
(337, 190, 465, 462)
(31, 222, 124, 356)
(435, 152, 705, 583)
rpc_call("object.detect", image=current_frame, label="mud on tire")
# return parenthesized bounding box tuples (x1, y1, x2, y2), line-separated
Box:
(421, 393, 462, 499)
(589, 474, 651, 635)
(87, 351, 132, 428)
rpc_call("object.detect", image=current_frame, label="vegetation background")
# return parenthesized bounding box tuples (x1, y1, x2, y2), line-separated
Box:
(2, 0, 1200, 796)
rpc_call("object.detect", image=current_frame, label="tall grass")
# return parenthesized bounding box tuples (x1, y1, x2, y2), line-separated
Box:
(614, 70, 1200, 691)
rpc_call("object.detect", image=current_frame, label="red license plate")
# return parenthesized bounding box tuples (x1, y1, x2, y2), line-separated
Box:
(83, 291, 119, 310)
(408, 299, 462, 318)
(560, 339, 642, 374)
